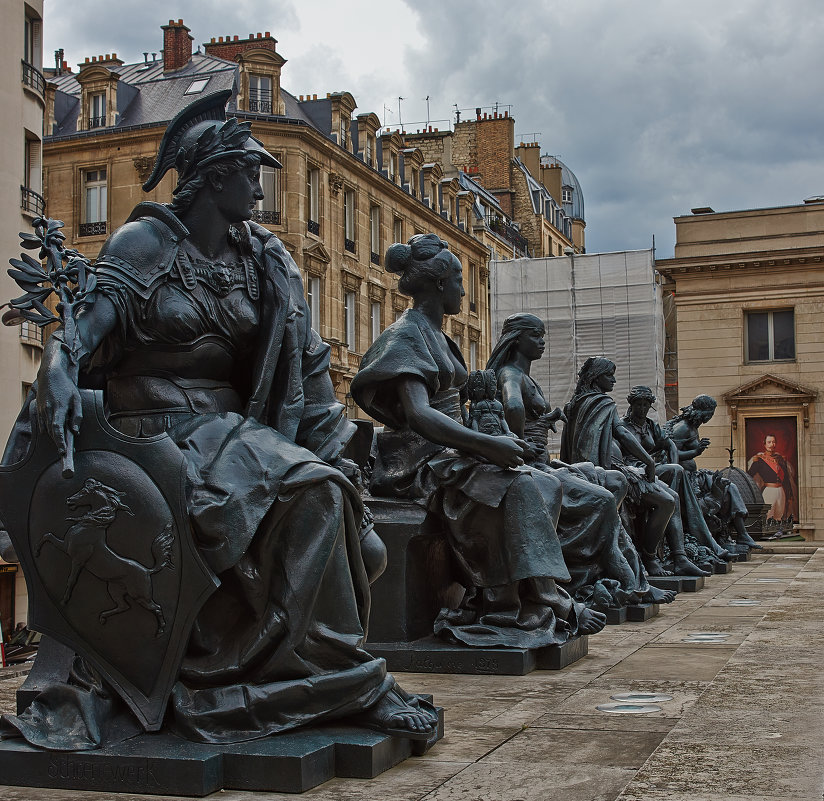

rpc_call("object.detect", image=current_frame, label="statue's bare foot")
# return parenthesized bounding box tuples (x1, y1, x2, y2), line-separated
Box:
(579, 607, 607, 634)
(643, 556, 673, 577)
(674, 556, 711, 577)
(643, 585, 677, 604)
(353, 687, 437, 741)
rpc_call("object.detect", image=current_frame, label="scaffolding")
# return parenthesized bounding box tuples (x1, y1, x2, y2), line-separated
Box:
(490, 249, 665, 454)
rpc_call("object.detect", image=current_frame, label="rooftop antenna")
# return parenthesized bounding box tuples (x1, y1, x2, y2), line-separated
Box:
(397, 96, 405, 129)
(453, 103, 461, 124)
(383, 104, 393, 127)
(424, 95, 430, 126)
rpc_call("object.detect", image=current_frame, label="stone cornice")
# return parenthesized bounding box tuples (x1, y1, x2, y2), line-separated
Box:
(656, 247, 824, 277)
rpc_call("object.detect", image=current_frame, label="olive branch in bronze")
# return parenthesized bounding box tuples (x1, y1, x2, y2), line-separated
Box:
(3, 216, 96, 476)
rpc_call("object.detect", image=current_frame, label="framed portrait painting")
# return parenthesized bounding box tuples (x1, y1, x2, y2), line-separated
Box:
(745, 416, 799, 523)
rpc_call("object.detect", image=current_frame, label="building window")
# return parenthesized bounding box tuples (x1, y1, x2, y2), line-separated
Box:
(393, 217, 403, 245)
(411, 168, 419, 199)
(389, 152, 397, 181)
(24, 13, 41, 66)
(469, 340, 477, 371)
(468, 262, 477, 313)
(19, 321, 43, 347)
(306, 166, 319, 234)
(339, 116, 349, 148)
(344, 189, 356, 252)
(452, 333, 461, 352)
(89, 92, 105, 129)
(370, 301, 381, 344)
(562, 186, 573, 204)
(307, 276, 321, 332)
(184, 78, 210, 95)
(344, 290, 356, 349)
(80, 168, 107, 236)
(369, 205, 380, 264)
(746, 309, 795, 362)
(364, 135, 373, 167)
(249, 74, 272, 114)
(253, 163, 281, 225)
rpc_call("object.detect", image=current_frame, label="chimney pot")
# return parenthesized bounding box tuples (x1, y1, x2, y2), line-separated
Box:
(265, 31, 271, 37)
(168, 19, 173, 25)
(313, 93, 317, 100)
(233, 35, 239, 41)
(178, 18, 183, 24)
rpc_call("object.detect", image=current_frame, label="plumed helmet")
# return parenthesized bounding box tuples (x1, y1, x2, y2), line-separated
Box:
(142, 89, 281, 193)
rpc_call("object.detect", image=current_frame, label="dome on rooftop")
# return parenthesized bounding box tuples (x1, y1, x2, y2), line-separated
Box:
(541, 156, 584, 222)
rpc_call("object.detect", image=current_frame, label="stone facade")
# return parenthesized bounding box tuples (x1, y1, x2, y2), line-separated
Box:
(656, 199, 824, 539)
(0, 0, 45, 629)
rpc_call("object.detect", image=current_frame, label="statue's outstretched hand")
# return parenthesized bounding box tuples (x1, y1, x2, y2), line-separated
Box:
(543, 406, 567, 433)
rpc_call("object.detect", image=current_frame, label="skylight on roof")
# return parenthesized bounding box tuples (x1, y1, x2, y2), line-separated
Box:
(184, 78, 210, 95)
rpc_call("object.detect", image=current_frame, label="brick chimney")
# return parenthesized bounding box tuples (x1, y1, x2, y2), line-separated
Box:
(475, 112, 514, 193)
(162, 19, 193, 72)
(204, 31, 278, 61)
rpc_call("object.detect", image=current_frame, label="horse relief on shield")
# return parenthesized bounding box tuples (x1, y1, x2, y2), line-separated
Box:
(34, 477, 175, 636)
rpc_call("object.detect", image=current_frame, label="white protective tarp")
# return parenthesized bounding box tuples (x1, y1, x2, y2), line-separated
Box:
(490, 249, 665, 455)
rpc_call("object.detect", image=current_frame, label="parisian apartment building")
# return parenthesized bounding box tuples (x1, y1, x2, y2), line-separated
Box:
(38, 19, 584, 413)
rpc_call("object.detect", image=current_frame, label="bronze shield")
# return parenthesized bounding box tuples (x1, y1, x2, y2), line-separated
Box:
(0, 390, 219, 730)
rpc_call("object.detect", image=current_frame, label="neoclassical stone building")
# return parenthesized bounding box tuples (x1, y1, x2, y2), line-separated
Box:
(41, 21, 507, 412)
(657, 198, 824, 539)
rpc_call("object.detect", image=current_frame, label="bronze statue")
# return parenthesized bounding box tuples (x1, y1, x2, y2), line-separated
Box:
(488, 318, 677, 605)
(665, 395, 760, 553)
(351, 235, 607, 649)
(0, 91, 436, 752)
(561, 358, 708, 577)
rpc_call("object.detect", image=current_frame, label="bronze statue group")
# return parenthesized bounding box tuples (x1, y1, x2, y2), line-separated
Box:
(0, 93, 761, 790)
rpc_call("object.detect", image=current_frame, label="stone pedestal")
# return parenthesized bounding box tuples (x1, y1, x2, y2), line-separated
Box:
(713, 560, 733, 574)
(367, 635, 588, 676)
(648, 574, 705, 593)
(626, 602, 659, 621)
(0, 712, 444, 796)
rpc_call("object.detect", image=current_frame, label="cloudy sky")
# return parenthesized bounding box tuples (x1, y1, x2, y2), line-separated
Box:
(43, 0, 824, 257)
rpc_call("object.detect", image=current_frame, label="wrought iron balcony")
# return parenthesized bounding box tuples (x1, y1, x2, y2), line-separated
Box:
(251, 209, 281, 225)
(344, 238, 356, 254)
(79, 221, 107, 237)
(88, 116, 106, 129)
(20, 186, 45, 217)
(307, 219, 320, 235)
(21, 60, 45, 97)
(248, 98, 273, 114)
(486, 215, 529, 255)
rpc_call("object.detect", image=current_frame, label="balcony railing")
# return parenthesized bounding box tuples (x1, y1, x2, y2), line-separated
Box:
(249, 97, 273, 114)
(79, 221, 107, 237)
(251, 209, 281, 225)
(88, 116, 106, 129)
(20, 186, 45, 217)
(21, 60, 45, 97)
(486, 215, 529, 255)
(344, 238, 356, 254)
(307, 219, 320, 235)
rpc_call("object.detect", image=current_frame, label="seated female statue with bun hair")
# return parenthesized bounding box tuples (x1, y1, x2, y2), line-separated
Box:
(351, 234, 607, 648)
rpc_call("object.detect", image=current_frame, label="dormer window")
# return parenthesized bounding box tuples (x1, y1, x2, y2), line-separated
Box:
(364, 135, 373, 167)
(339, 116, 349, 148)
(249, 74, 272, 113)
(89, 92, 105, 129)
(562, 186, 573, 204)
(389, 152, 397, 181)
(184, 77, 210, 95)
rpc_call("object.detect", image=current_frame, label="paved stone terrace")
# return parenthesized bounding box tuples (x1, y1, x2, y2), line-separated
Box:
(0, 547, 822, 801)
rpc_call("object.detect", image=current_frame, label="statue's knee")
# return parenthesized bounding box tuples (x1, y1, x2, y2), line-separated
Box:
(360, 527, 387, 584)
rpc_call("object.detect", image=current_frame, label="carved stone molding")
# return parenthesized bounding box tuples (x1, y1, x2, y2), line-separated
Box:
(133, 156, 153, 183)
(328, 172, 345, 196)
(723, 373, 817, 429)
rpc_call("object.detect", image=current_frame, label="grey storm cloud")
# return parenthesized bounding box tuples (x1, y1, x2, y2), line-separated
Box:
(42, 0, 824, 256)
(397, 0, 824, 255)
